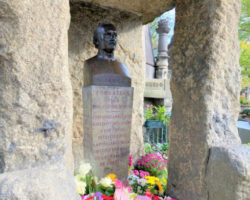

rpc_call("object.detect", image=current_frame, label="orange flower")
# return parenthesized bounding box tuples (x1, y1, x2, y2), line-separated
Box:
(156, 181, 163, 194)
(105, 173, 117, 182)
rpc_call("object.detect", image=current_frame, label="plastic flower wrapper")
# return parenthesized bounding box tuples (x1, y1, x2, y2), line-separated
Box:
(114, 179, 131, 200)
(136, 196, 151, 200)
(164, 197, 176, 200)
(82, 192, 103, 200)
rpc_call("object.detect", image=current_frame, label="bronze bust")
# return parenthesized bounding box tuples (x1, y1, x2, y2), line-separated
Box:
(84, 23, 131, 87)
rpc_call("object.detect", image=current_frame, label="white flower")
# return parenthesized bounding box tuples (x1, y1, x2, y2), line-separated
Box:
(99, 177, 113, 188)
(137, 186, 142, 194)
(75, 174, 84, 182)
(79, 162, 92, 177)
(139, 178, 147, 187)
(75, 180, 86, 195)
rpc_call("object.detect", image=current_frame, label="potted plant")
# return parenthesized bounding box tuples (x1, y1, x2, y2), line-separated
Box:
(144, 104, 171, 144)
(240, 109, 250, 119)
(144, 105, 169, 127)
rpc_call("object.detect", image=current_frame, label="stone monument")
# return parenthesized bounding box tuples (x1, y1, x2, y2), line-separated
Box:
(83, 23, 133, 179)
(155, 20, 172, 111)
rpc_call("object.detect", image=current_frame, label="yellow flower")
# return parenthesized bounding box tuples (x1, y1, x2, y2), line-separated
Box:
(145, 176, 160, 185)
(162, 179, 167, 185)
(106, 173, 117, 182)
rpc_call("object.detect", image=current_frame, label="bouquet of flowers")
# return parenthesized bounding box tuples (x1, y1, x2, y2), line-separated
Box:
(135, 154, 167, 177)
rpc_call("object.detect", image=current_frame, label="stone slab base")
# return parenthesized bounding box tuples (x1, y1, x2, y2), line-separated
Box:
(206, 145, 250, 200)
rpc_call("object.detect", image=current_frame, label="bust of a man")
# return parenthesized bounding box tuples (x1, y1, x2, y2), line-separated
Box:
(84, 23, 131, 87)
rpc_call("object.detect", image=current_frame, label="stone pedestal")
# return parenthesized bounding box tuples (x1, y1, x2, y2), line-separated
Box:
(83, 86, 133, 179)
(156, 19, 170, 80)
(155, 20, 172, 108)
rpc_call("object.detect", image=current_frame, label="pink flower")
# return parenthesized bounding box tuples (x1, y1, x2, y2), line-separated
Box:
(146, 104, 150, 108)
(129, 154, 133, 167)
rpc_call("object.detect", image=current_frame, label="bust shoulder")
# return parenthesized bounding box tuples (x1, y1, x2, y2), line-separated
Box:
(85, 56, 130, 78)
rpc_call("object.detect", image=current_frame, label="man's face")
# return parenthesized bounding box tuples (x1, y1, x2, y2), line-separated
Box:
(98, 27, 117, 52)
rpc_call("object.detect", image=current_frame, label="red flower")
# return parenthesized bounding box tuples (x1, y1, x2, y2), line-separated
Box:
(145, 190, 152, 197)
(85, 197, 94, 200)
(152, 195, 161, 200)
(102, 195, 114, 200)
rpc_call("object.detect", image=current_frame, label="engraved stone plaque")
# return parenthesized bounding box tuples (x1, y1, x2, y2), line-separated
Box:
(83, 86, 133, 179)
(144, 79, 170, 99)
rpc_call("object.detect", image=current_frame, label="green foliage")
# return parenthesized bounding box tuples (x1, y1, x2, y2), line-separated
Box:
(239, 0, 250, 42)
(97, 184, 115, 196)
(145, 105, 168, 124)
(240, 41, 250, 87)
(85, 171, 97, 194)
(240, 96, 250, 104)
(144, 142, 169, 155)
(160, 143, 169, 152)
(239, 0, 250, 88)
(240, 109, 250, 116)
(145, 143, 154, 154)
(145, 105, 155, 121)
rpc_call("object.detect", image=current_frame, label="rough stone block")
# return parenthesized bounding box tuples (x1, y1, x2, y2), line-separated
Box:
(206, 145, 250, 200)
(0, 0, 73, 172)
(0, 164, 80, 200)
(167, 0, 242, 199)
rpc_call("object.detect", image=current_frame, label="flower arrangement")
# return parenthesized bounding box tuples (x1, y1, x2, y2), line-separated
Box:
(132, 170, 150, 179)
(128, 174, 148, 195)
(135, 154, 167, 177)
(75, 156, 175, 200)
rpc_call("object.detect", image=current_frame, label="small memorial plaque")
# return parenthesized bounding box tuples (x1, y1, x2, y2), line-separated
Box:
(144, 79, 170, 98)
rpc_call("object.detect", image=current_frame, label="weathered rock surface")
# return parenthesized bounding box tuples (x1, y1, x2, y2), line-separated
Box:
(167, 0, 242, 199)
(70, 0, 175, 23)
(0, 0, 73, 172)
(0, 164, 80, 200)
(206, 145, 250, 200)
(69, 3, 145, 170)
